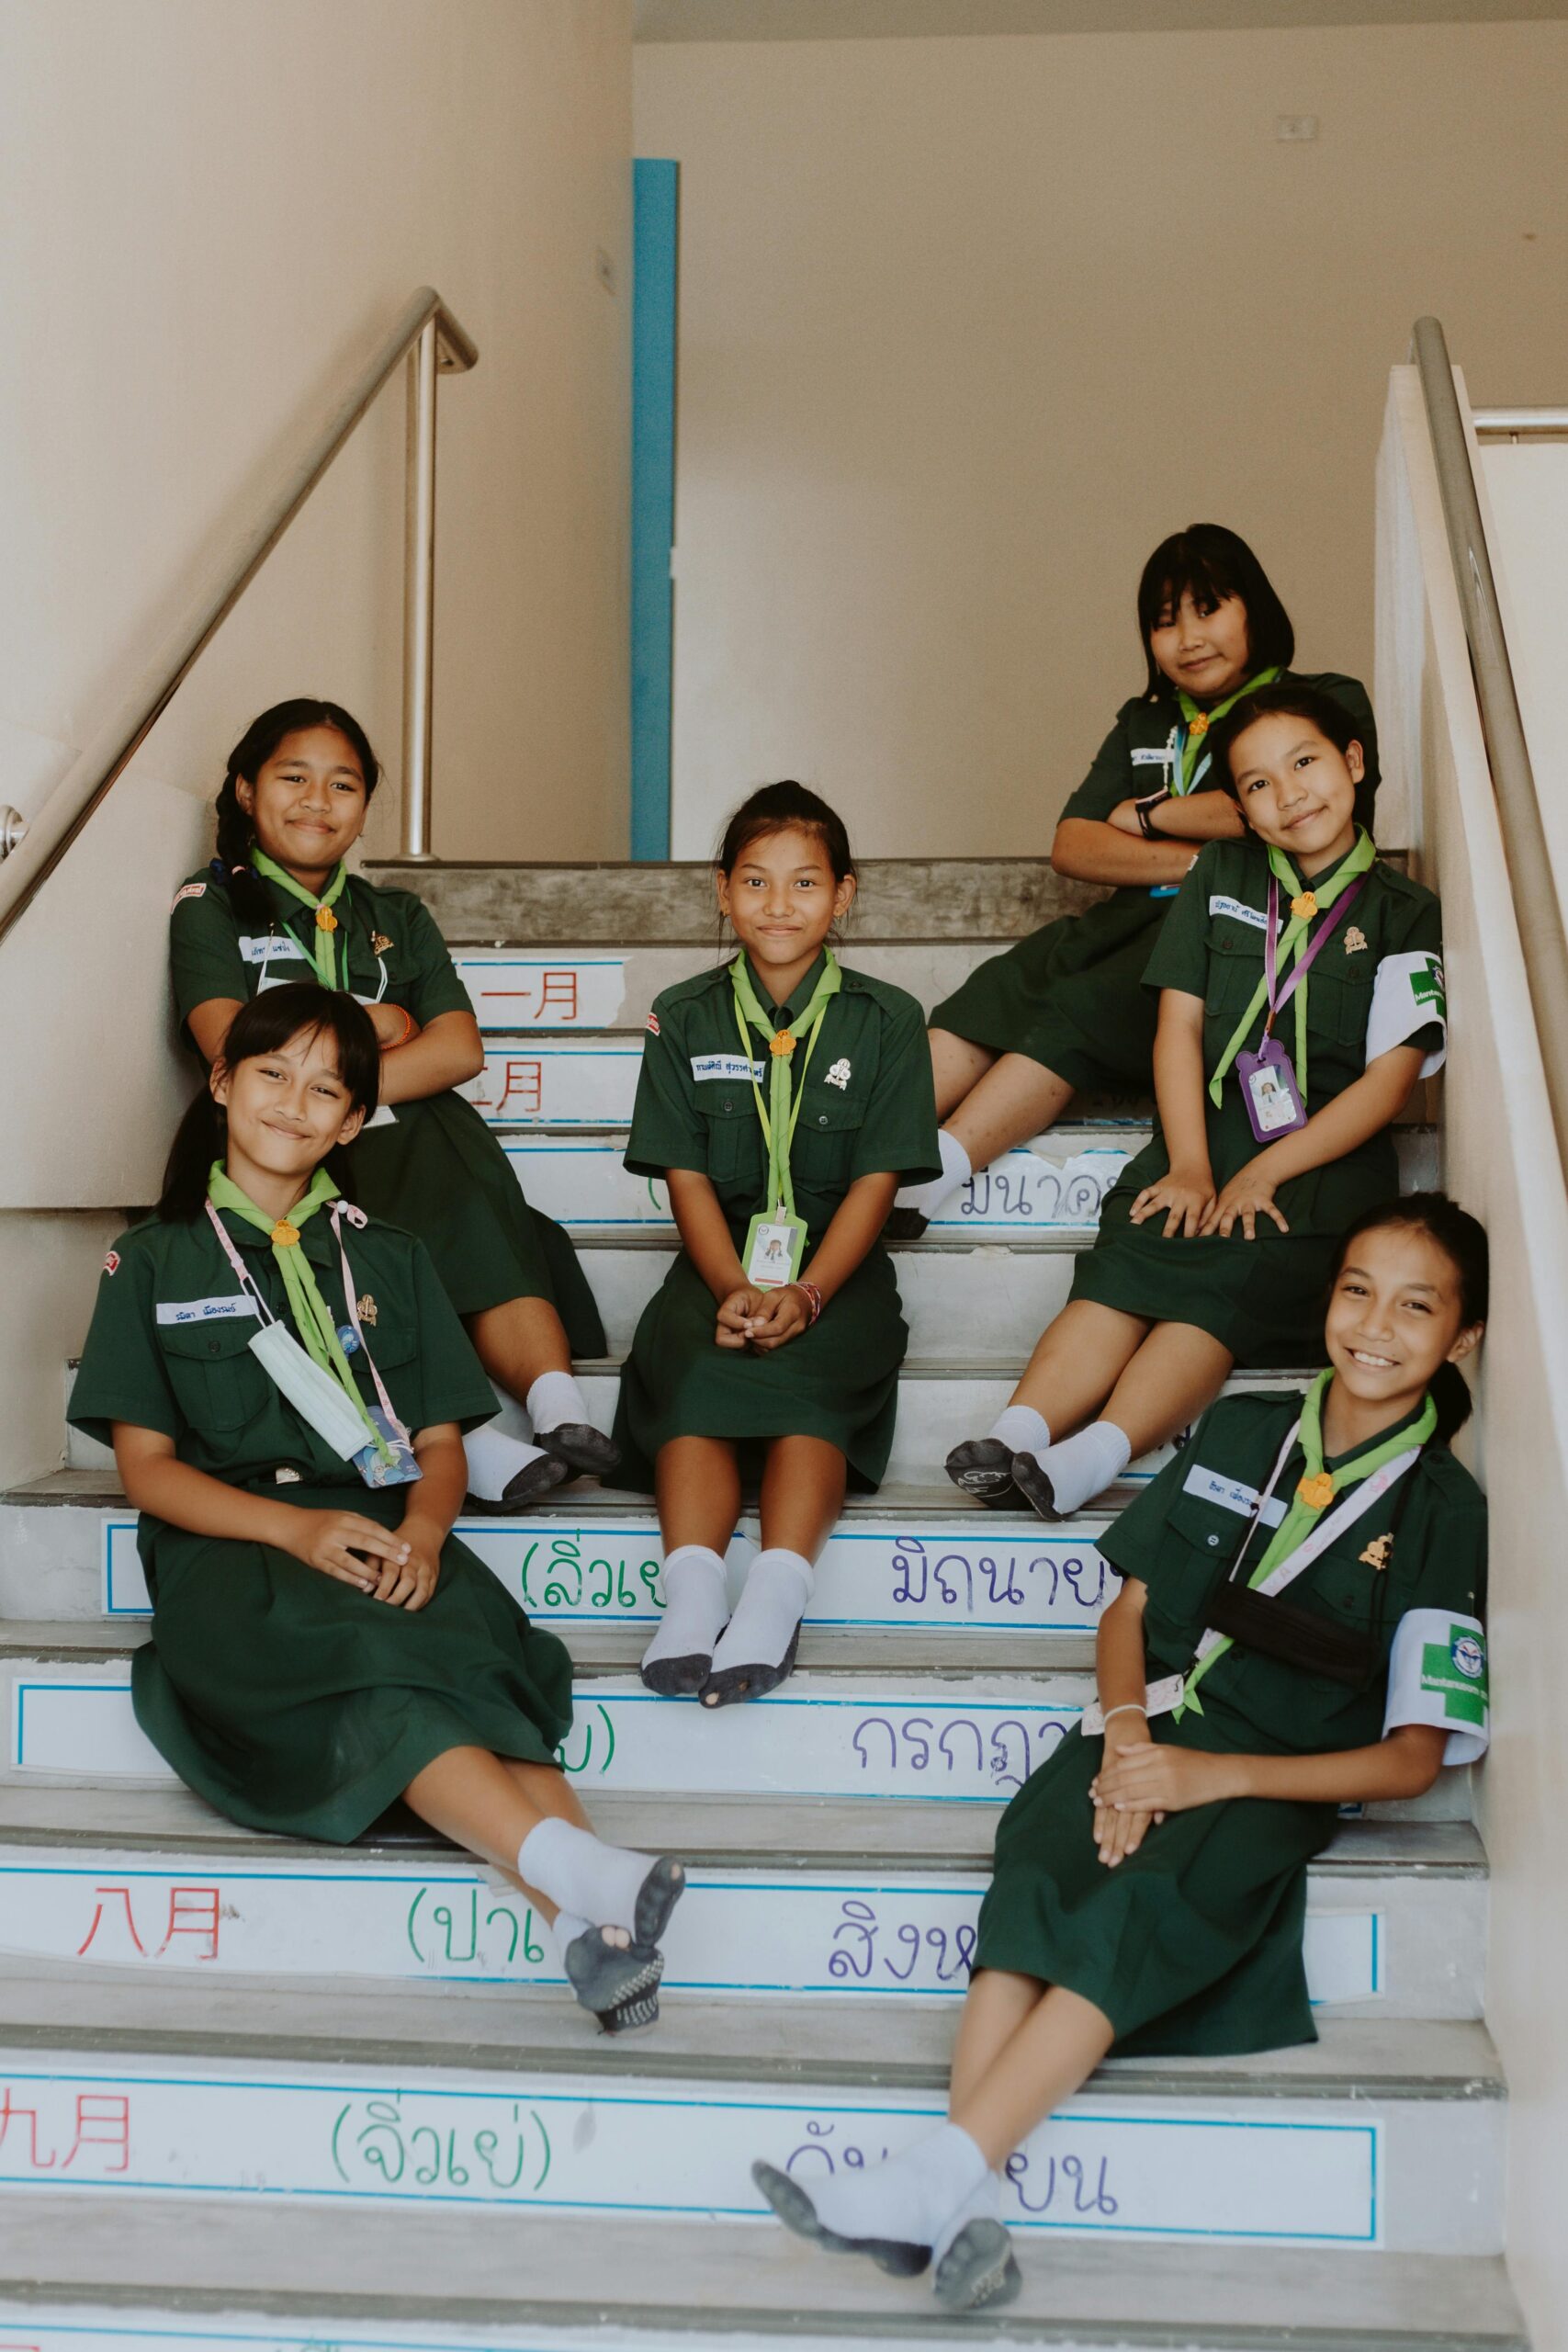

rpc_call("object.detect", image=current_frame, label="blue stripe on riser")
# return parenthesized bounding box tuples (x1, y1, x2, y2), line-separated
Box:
(0, 2055, 1388, 2246)
(0, 1858, 1382, 2007)
(104, 1515, 1118, 1630)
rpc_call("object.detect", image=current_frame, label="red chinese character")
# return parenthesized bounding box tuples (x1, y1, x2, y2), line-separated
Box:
(0, 2086, 56, 2169)
(62, 2094, 130, 2174)
(158, 1885, 220, 1961)
(76, 1885, 147, 1959)
(496, 1058, 543, 1118)
(536, 968, 580, 1023)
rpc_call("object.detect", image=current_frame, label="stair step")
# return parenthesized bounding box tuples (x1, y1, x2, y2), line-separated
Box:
(0, 1633, 1472, 1824)
(0, 1780, 1484, 2016)
(449, 941, 993, 1030)
(0, 1978, 1506, 2253)
(0, 2232, 1529, 2352)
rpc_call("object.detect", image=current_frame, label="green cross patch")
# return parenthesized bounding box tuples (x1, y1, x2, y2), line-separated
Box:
(1411, 959, 1447, 1020)
(1420, 1623, 1487, 1726)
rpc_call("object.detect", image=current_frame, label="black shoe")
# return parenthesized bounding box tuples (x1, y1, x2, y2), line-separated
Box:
(699, 1621, 803, 1709)
(537, 1422, 622, 1478)
(751, 2160, 931, 2278)
(632, 1854, 688, 1946)
(464, 1453, 571, 1514)
(884, 1206, 931, 1242)
(943, 1437, 1020, 1505)
(640, 1646, 718, 1698)
(562, 1927, 664, 2033)
(1010, 1448, 1065, 1522)
(933, 2218, 1022, 2312)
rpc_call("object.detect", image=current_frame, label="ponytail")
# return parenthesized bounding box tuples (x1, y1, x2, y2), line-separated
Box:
(209, 698, 381, 934)
(1428, 1360, 1474, 1447)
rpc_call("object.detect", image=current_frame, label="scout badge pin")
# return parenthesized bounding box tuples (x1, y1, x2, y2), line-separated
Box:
(826, 1057, 852, 1091)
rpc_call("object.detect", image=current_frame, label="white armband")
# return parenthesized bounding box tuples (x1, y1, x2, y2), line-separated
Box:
(1382, 1608, 1489, 1765)
(1366, 951, 1447, 1077)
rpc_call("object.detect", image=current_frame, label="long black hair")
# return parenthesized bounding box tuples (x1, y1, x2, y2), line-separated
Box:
(158, 983, 381, 1223)
(716, 781, 856, 884)
(1329, 1193, 1489, 1444)
(212, 699, 381, 932)
(1136, 525, 1294, 702)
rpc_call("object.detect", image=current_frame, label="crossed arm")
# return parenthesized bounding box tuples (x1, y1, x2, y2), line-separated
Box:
(187, 998, 484, 1105)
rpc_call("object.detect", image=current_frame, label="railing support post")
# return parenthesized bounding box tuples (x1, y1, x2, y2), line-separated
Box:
(401, 318, 439, 860)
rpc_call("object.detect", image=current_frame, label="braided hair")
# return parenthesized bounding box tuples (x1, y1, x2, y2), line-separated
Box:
(211, 698, 381, 932)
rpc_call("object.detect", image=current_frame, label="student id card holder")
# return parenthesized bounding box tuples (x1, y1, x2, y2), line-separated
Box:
(1235, 1035, 1307, 1142)
(743, 1205, 808, 1288)
(353, 1407, 422, 1489)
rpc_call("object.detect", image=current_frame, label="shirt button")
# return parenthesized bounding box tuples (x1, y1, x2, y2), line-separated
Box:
(207, 1338, 223, 1356)
(1207, 1533, 1219, 1547)
(722, 1097, 733, 1111)
(818, 1114, 829, 1125)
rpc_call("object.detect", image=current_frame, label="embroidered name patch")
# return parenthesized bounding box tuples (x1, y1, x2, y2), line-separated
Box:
(1131, 746, 1172, 766)
(1209, 896, 1269, 933)
(691, 1054, 763, 1082)
(239, 934, 310, 965)
(155, 1295, 261, 1326)
(1183, 1463, 1288, 1526)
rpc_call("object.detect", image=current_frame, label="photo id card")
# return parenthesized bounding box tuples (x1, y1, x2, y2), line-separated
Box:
(743, 1207, 807, 1288)
(1236, 1035, 1307, 1143)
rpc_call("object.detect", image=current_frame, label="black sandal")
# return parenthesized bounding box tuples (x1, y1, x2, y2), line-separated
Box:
(751, 2159, 931, 2278)
(464, 1453, 571, 1514)
(537, 1423, 622, 1479)
(944, 1437, 1020, 1506)
(1010, 1448, 1065, 1522)
(699, 1621, 803, 1709)
(563, 1926, 664, 2034)
(932, 2217, 1021, 2312)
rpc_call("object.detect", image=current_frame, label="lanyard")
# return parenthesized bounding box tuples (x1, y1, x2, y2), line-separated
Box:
(1175, 1373, 1436, 1718)
(252, 852, 349, 989)
(1171, 666, 1282, 797)
(730, 951, 843, 1218)
(1209, 830, 1376, 1108)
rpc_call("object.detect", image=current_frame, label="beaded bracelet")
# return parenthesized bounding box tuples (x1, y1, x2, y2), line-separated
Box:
(795, 1281, 823, 1325)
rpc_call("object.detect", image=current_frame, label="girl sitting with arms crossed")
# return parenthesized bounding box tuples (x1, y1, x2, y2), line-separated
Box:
(170, 699, 615, 1513)
(890, 524, 1378, 1238)
(615, 784, 941, 1705)
(948, 682, 1444, 1521)
(70, 984, 684, 2033)
(758, 1193, 1490, 2311)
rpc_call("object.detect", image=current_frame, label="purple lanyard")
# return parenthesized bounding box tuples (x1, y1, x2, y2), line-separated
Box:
(1261, 874, 1368, 1038)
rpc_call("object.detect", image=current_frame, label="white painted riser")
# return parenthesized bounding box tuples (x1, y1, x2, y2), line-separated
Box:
(0, 2042, 1505, 2253)
(449, 944, 993, 1034)
(1, 2315, 1094, 2352)
(1, 1662, 1473, 1822)
(0, 1843, 1483, 2018)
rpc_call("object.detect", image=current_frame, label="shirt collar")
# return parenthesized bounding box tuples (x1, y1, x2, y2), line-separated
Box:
(211, 1202, 338, 1267)
(1318, 1385, 1432, 1474)
(741, 945, 829, 1028)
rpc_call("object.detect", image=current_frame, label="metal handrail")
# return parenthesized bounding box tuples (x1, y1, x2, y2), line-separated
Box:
(1473, 406, 1568, 435)
(0, 286, 477, 945)
(1413, 316, 1568, 1173)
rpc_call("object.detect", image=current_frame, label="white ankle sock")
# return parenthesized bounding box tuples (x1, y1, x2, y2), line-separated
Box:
(517, 1818, 656, 1934)
(641, 1544, 729, 1672)
(549, 1907, 592, 1965)
(526, 1370, 591, 1435)
(706, 1547, 812, 1676)
(464, 1422, 552, 1502)
(810, 2122, 987, 2251)
(894, 1128, 973, 1220)
(989, 1403, 1051, 1456)
(932, 2168, 1003, 2270)
(1037, 1420, 1132, 1514)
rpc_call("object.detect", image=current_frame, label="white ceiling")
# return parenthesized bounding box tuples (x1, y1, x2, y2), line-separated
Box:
(636, 0, 1568, 39)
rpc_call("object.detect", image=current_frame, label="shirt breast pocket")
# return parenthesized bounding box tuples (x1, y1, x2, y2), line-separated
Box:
(156, 1317, 268, 1432)
(1140, 1488, 1238, 1652)
(696, 1091, 753, 1186)
(1304, 961, 1375, 1052)
(793, 1089, 867, 1191)
(1205, 923, 1265, 1029)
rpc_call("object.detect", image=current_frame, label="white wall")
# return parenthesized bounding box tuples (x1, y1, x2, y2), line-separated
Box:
(1479, 442, 1568, 914)
(635, 20, 1568, 856)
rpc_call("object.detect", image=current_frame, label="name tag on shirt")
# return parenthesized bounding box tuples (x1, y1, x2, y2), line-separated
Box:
(691, 1054, 764, 1083)
(1183, 1462, 1287, 1526)
(1209, 895, 1269, 933)
(1131, 746, 1172, 766)
(240, 933, 310, 965)
(156, 1295, 260, 1326)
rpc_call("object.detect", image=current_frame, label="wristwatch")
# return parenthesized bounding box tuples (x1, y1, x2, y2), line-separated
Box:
(1134, 788, 1171, 839)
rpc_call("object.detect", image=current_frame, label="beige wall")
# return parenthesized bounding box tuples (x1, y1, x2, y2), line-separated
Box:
(0, 0, 632, 865)
(634, 21, 1568, 857)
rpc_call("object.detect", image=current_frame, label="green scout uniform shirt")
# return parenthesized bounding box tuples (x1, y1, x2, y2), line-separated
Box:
(1100, 1390, 1486, 1754)
(626, 949, 942, 1235)
(927, 671, 1379, 1091)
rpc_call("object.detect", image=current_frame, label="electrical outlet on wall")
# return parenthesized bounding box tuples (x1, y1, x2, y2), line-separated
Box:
(1276, 114, 1320, 141)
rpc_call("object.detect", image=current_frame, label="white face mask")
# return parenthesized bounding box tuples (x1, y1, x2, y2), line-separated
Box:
(248, 1321, 373, 1461)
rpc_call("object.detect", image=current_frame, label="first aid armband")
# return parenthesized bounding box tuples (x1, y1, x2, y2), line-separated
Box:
(1382, 1607, 1489, 1764)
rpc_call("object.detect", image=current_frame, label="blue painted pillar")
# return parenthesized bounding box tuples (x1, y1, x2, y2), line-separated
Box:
(631, 159, 679, 861)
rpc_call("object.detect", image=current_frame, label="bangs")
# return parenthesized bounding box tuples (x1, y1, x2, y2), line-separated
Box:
(1137, 536, 1242, 639)
(1134, 523, 1294, 697)
(223, 982, 381, 1117)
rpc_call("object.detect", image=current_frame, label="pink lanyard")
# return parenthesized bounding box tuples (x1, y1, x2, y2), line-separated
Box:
(1261, 873, 1368, 1038)
(203, 1197, 406, 1437)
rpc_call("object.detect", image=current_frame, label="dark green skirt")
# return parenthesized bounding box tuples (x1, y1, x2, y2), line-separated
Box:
(975, 1701, 1336, 2057)
(611, 1244, 908, 1493)
(131, 1483, 575, 1843)
(344, 1091, 604, 1355)
(928, 894, 1165, 1092)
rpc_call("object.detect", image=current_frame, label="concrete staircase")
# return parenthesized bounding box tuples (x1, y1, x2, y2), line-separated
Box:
(0, 860, 1524, 2351)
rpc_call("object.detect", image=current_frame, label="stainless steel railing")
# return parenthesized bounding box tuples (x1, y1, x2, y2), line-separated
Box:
(1414, 316, 1568, 1171)
(0, 286, 477, 943)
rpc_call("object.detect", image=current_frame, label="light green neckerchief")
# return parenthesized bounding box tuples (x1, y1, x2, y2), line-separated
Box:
(730, 948, 843, 1218)
(207, 1161, 387, 1460)
(1208, 828, 1377, 1110)
(1172, 666, 1281, 796)
(1176, 1369, 1437, 1718)
(251, 851, 349, 989)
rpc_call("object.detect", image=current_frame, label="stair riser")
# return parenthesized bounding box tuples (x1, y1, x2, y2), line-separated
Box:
(0, 1667, 1472, 1821)
(0, 2048, 1505, 2251)
(0, 1849, 1483, 2018)
(450, 944, 990, 1032)
(0, 2315, 1068, 2352)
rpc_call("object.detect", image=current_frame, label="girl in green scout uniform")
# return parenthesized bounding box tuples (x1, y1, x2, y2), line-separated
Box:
(169, 699, 615, 1513)
(615, 784, 941, 1707)
(947, 681, 1443, 1523)
(757, 1193, 1489, 2312)
(70, 983, 686, 2034)
(889, 525, 1378, 1237)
